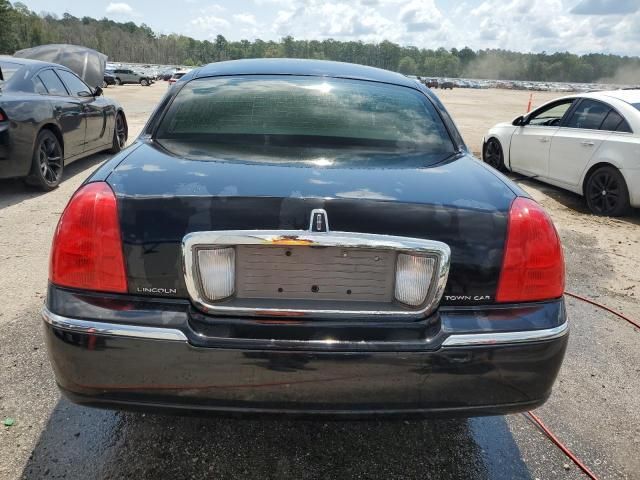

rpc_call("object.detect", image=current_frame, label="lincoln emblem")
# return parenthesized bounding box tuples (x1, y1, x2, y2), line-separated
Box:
(309, 209, 329, 232)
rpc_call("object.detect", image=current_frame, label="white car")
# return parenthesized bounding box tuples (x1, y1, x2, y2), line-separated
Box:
(168, 69, 191, 87)
(483, 90, 640, 216)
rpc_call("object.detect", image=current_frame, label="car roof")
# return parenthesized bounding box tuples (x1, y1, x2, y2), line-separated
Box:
(192, 58, 417, 88)
(588, 89, 640, 105)
(533, 89, 640, 109)
(0, 55, 77, 91)
(0, 55, 59, 68)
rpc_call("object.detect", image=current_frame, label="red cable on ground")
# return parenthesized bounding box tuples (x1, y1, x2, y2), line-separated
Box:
(523, 291, 639, 479)
(524, 412, 600, 480)
(565, 291, 640, 330)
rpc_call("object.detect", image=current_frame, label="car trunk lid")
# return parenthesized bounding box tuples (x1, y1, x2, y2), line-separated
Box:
(107, 140, 515, 309)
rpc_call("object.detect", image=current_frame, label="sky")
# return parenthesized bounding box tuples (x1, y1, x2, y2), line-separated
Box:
(18, 0, 640, 56)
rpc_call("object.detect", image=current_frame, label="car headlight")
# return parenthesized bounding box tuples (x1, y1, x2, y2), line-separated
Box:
(394, 253, 436, 307)
(197, 247, 235, 301)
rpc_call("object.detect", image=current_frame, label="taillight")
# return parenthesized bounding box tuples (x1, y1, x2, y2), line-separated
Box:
(49, 182, 127, 293)
(496, 197, 564, 303)
(0, 109, 6, 122)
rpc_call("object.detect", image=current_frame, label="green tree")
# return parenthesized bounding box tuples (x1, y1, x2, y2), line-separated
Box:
(398, 56, 417, 75)
(214, 34, 227, 61)
(0, 0, 17, 53)
(456, 46, 476, 66)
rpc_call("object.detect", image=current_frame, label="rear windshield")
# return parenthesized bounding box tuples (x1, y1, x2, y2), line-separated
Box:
(0, 61, 22, 83)
(156, 76, 454, 152)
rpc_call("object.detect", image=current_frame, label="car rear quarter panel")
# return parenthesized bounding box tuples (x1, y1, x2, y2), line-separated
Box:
(578, 131, 640, 202)
(0, 95, 56, 178)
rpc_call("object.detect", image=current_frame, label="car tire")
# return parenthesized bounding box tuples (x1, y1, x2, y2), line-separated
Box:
(115, 78, 121, 85)
(140, 78, 149, 86)
(101, 80, 108, 88)
(585, 166, 630, 216)
(108, 112, 127, 154)
(25, 130, 64, 191)
(483, 138, 506, 171)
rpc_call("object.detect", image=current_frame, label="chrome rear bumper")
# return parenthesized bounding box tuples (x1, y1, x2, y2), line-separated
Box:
(42, 307, 568, 347)
(42, 305, 568, 417)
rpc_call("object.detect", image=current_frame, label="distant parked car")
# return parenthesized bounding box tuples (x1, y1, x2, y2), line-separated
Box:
(0, 56, 128, 190)
(440, 81, 454, 90)
(425, 78, 438, 88)
(168, 70, 189, 86)
(483, 90, 640, 216)
(111, 68, 153, 86)
(102, 71, 116, 88)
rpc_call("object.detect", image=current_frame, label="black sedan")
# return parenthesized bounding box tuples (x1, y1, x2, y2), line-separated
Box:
(0, 57, 127, 190)
(102, 71, 116, 88)
(43, 59, 567, 417)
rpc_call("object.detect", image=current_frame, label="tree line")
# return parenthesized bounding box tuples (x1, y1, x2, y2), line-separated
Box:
(1, 0, 639, 84)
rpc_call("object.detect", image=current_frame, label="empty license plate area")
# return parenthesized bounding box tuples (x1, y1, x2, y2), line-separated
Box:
(235, 245, 396, 303)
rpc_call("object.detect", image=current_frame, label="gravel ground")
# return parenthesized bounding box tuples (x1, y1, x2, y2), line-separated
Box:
(0, 82, 638, 479)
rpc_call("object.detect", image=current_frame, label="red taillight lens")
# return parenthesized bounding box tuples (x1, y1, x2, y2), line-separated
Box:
(496, 197, 564, 303)
(49, 182, 127, 293)
(0, 109, 6, 121)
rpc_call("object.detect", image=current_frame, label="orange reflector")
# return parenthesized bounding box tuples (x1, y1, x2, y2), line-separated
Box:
(269, 237, 314, 246)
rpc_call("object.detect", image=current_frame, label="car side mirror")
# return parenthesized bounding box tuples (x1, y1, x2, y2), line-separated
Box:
(512, 115, 525, 126)
(93, 86, 103, 97)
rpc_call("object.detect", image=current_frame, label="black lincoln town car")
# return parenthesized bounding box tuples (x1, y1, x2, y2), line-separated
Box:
(43, 59, 567, 416)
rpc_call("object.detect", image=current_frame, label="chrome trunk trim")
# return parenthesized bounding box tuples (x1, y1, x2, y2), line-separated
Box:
(182, 230, 451, 319)
(441, 322, 569, 346)
(42, 308, 188, 342)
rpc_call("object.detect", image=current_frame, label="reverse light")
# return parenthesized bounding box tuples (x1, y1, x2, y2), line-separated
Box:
(49, 182, 127, 293)
(197, 247, 235, 301)
(394, 254, 436, 306)
(496, 197, 565, 303)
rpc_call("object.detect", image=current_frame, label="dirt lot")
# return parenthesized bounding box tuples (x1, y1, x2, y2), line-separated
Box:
(0, 82, 639, 479)
(438, 88, 561, 155)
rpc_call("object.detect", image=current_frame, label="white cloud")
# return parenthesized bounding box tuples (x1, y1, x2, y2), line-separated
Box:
(272, 0, 397, 41)
(233, 13, 257, 25)
(191, 15, 230, 31)
(181, 0, 640, 55)
(398, 0, 442, 32)
(466, 0, 587, 52)
(571, 0, 640, 15)
(200, 4, 227, 14)
(105, 2, 134, 15)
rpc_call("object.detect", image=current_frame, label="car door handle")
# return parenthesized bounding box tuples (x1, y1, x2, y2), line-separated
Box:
(538, 137, 550, 143)
(581, 141, 595, 147)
